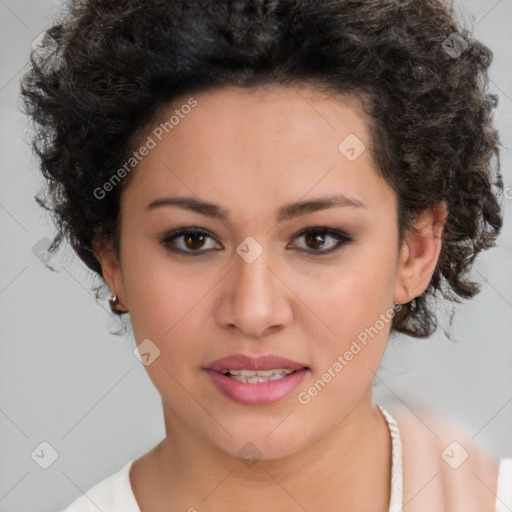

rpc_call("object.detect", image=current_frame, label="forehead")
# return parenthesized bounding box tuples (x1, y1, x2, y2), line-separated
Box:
(161, 84, 371, 149)
(121, 84, 395, 219)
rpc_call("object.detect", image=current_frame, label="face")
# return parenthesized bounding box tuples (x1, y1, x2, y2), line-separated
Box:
(95, 85, 446, 460)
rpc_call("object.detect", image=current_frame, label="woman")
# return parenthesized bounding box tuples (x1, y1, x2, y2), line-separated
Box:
(21, 0, 510, 510)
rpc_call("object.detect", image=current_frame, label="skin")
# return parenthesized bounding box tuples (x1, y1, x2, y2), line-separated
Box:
(94, 85, 449, 511)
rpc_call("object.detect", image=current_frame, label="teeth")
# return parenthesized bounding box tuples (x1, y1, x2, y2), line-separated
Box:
(222, 369, 295, 376)
(230, 373, 290, 383)
(219, 368, 297, 383)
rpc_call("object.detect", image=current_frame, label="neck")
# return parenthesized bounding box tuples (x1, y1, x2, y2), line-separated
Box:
(152, 390, 392, 512)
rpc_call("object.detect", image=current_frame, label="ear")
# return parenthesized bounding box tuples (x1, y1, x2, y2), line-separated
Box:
(394, 201, 448, 305)
(93, 237, 128, 312)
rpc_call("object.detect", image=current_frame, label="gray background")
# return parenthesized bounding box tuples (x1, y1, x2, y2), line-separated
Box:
(0, 1, 511, 511)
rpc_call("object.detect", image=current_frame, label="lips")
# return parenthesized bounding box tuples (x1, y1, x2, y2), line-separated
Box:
(204, 353, 310, 405)
(206, 353, 309, 372)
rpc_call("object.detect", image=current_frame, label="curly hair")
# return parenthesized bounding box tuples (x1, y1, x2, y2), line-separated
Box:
(21, 0, 504, 338)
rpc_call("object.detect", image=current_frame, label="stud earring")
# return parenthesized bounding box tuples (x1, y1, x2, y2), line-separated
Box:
(109, 292, 119, 312)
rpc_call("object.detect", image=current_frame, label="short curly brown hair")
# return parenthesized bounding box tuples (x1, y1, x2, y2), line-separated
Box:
(21, 0, 504, 338)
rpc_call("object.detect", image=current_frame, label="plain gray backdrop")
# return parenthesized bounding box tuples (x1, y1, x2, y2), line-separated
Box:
(1, 1, 511, 511)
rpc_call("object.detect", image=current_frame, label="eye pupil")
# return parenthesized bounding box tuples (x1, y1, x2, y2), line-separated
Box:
(185, 232, 205, 250)
(306, 231, 325, 250)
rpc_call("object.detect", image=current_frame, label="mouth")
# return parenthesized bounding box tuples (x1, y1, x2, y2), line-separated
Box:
(204, 354, 310, 405)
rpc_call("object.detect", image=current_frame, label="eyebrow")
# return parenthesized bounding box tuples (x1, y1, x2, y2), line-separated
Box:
(146, 193, 367, 223)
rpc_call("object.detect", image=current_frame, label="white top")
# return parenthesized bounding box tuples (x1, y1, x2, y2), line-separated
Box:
(496, 458, 512, 512)
(62, 458, 140, 512)
(61, 406, 512, 512)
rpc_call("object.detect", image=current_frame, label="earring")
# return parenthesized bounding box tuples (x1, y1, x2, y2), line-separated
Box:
(407, 290, 417, 312)
(109, 292, 119, 312)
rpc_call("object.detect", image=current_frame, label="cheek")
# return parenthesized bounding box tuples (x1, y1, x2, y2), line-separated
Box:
(125, 266, 209, 345)
(293, 282, 393, 424)
(121, 254, 212, 404)
(119, 228, 206, 338)
(295, 249, 396, 345)
(293, 250, 396, 398)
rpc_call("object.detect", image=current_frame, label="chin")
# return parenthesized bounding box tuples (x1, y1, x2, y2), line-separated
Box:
(209, 425, 311, 463)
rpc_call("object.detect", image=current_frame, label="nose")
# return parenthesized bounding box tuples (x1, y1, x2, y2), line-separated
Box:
(214, 245, 293, 339)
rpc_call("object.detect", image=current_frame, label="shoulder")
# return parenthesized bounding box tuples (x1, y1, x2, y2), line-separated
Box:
(61, 459, 139, 512)
(388, 405, 500, 512)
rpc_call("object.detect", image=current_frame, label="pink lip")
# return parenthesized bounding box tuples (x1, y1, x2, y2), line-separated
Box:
(205, 354, 310, 406)
(206, 353, 309, 372)
(206, 368, 309, 406)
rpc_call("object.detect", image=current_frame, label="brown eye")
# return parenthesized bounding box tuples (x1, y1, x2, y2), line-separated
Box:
(290, 227, 354, 255)
(304, 231, 326, 250)
(160, 228, 221, 256)
(183, 231, 207, 250)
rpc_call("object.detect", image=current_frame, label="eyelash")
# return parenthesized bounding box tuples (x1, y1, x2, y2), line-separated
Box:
(159, 226, 354, 258)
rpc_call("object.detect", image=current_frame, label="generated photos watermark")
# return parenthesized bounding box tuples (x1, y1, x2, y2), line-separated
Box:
(93, 97, 198, 200)
(297, 302, 404, 405)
